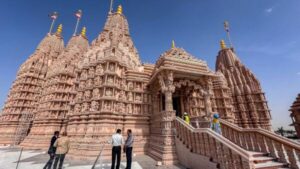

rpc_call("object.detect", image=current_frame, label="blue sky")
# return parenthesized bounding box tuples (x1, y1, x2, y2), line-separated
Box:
(0, 0, 299, 130)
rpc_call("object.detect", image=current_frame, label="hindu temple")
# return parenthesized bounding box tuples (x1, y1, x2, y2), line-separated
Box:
(0, 5, 299, 169)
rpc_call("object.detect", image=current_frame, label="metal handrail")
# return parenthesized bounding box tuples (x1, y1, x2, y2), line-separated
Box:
(91, 141, 108, 169)
(16, 147, 23, 169)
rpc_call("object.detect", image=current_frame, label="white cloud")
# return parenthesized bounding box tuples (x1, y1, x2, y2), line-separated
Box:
(265, 7, 274, 13)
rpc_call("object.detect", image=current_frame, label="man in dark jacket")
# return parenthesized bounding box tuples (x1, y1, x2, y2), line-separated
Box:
(124, 129, 134, 169)
(43, 131, 59, 169)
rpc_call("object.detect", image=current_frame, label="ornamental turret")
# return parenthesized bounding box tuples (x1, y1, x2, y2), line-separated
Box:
(216, 40, 271, 130)
(21, 27, 89, 148)
(88, 5, 142, 70)
(67, 6, 151, 159)
(0, 25, 65, 145)
(289, 94, 300, 137)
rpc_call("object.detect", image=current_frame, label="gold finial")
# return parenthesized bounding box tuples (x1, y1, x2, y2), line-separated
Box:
(117, 5, 123, 14)
(81, 27, 86, 37)
(220, 40, 227, 49)
(172, 40, 176, 48)
(56, 24, 63, 35)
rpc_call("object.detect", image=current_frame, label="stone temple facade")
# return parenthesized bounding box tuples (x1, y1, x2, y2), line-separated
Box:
(216, 41, 271, 130)
(289, 94, 300, 138)
(0, 25, 64, 145)
(2, 5, 299, 168)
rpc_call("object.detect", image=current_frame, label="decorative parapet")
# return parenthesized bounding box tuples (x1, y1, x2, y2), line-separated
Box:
(220, 119, 300, 169)
(175, 117, 254, 169)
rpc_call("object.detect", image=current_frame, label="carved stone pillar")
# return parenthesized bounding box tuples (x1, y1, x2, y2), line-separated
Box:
(204, 92, 212, 116)
(155, 71, 177, 164)
(165, 91, 173, 112)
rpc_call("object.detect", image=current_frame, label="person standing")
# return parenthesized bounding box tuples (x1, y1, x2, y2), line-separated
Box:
(43, 131, 59, 169)
(53, 131, 70, 169)
(110, 129, 124, 169)
(183, 112, 190, 124)
(124, 129, 134, 169)
(211, 113, 222, 135)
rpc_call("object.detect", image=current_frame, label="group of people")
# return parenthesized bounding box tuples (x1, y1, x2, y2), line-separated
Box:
(110, 129, 134, 169)
(43, 129, 134, 169)
(43, 113, 221, 169)
(183, 112, 222, 134)
(43, 131, 70, 169)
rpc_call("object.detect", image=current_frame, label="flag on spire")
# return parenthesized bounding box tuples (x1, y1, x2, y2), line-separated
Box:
(223, 21, 233, 48)
(49, 12, 58, 20)
(73, 10, 83, 36)
(48, 12, 58, 34)
(224, 21, 230, 32)
(75, 10, 82, 19)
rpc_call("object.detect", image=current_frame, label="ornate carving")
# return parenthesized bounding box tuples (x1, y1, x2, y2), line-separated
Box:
(96, 64, 103, 74)
(105, 88, 113, 96)
(94, 76, 102, 86)
(90, 101, 99, 111)
(127, 92, 133, 101)
(107, 76, 114, 84)
(128, 82, 133, 90)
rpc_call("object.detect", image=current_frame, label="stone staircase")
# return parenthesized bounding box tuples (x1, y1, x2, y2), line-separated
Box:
(220, 119, 300, 169)
(174, 117, 300, 169)
(251, 152, 289, 169)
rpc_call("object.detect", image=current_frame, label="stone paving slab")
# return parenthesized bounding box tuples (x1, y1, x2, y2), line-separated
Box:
(0, 146, 185, 169)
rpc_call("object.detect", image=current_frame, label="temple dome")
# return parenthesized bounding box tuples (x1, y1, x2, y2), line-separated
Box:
(66, 34, 89, 51)
(81, 7, 141, 70)
(216, 48, 241, 70)
(46, 34, 89, 78)
(153, 46, 214, 77)
(216, 42, 271, 129)
(18, 33, 64, 74)
(157, 47, 207, 64)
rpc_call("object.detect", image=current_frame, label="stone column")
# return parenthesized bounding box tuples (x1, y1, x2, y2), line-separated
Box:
(165, 91, 173, 112)
(159, 71, 177, 164)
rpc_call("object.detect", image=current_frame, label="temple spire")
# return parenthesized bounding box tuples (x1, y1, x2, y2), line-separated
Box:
(224, 21, 233, 48)
(172, 40, 176, 48)
(220, 40, 227, 50)
(117, 5, 123, 14)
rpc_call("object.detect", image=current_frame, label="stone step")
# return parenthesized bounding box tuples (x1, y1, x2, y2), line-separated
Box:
(254, 161, 288, 169)
(248, 151, 269, 157)
(253, 156, 276, 164)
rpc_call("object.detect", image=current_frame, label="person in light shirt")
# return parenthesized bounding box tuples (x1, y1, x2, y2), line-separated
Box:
(53, 131, 70, 169)
(110, 129, 124, 169)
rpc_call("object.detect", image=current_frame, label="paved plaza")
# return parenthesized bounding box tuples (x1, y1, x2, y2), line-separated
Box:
(0, 146, 184, 169)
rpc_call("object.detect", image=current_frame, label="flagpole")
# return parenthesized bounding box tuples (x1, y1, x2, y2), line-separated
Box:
(73, 10, 82, 36)
(109, 0, 114, 13)
(49, 19, 55, 34)
(48, 12, 58, 35)
(226, 30, 233, 48)
(224, 21, 233, 48)
(73, 17, 80, 36)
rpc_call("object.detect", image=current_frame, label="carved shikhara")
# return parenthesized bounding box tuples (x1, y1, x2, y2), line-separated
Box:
(216, 48, 271, 130)
(0, 8, 272, 165)
(290, 94, 300, 138)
